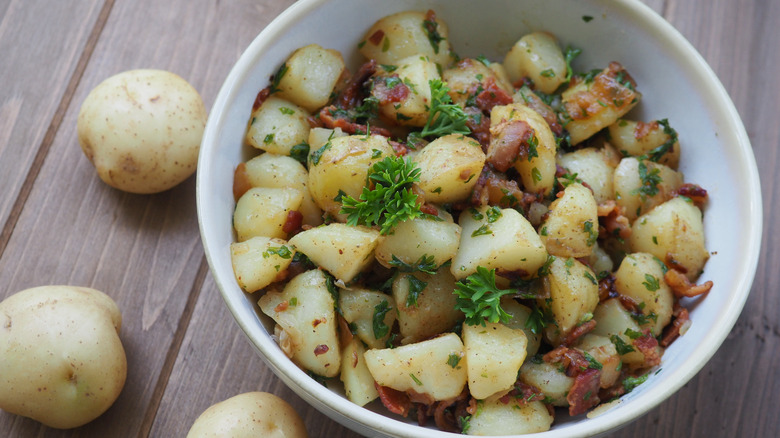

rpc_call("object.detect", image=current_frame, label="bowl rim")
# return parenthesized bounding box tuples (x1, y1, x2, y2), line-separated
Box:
(196, 0, 763, 436)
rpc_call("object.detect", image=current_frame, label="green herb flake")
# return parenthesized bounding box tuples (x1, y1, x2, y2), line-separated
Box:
(262, 245, 293, 259)
(420, 79, 471, 138)
(454, 266, 516, 326)
(279, 107, 295, 115)
(540, 68, 556, 78)
(486, 206, 503, 223)
(583, 220, 598, 246)
(623, 373, 649, 393)
(269, 63, 288, 94)
(405, 275, 428, 307)
(371, 149, 383, 159)
(381, 36, 390, 52)
(610, 334, 636, 355)
(643, 274, 660, 291)
(471, 224, 492, 237)
(527, 135, 539, 161)
(372, 300, 392, 339)
(447, 353, 462, 368)
(532, 167, 542, 182)
(564, 46, 582, 82)
(380, 64, 398, 72)
(582, 15, 594, 22)
(389, 254, 437, 274)
(422, 15, 444, 54)
(309, 142, 332, 166)
(409, 373, 423, 386)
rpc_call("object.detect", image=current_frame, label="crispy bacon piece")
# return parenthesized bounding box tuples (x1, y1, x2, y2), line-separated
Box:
(368, 29, 385, 46)
(466, 166, 533, 209)
(252, 86, 271, 111)
(487, 119, 533, 172)
(274, 301, 289, 312)
(388, 140, 409, 156)
(563, 62, 638, 121)
(337, 60, 378, 109)
(598, 200, 632, 240)
(664, 268, 713, 298)
(598, 273, 618, 302)
(376, 383, 412, 417)
(464, 106, 491, 149)
(337, 314, 354, 349)
(431, 390, 469, 433)
(372, 75, 411, 104)
(567, 368, 602, 416)
(673, 183, 708, 208)
(660, 304, 691, 347)
(516, 88, 563, 135)
(233, 162, 252, 201)
(313, 344, 329, 356)
(475, 77, 514, 113)
(499, 381, 545, 405)
(632, 332, 662, 367)
(318, 105, 393, 137)
(544, 346, 591, 377)
(561, 319, 598, 346)
(282, 210, 303, 234)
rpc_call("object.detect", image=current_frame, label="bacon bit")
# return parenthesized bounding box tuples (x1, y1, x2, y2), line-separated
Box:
(372, 74, 410, 104)
(350, 350, 359, 368)
(660, 304, 690, 347)
(475, 77, 514, 113)
(312, 318, 326, 328)
(598, 274, 618, 302)
(273, 269, 288, 284)
(543, 346, 591, 377)
(487, 119, 532, 172)
(282, 210, 303, 234)
(274, 301, 289, 312)
(375, 383, 412, 417)
(252, 86, 271, 111)
(464, 106, 491, 149)
(313, 344, 329, 356)
(632, 332, 662, 367)
(407, 389, 435, 406)
(368, 29, 385, 46)
(617, 294, 642, 314)
(664, 268, 713, 298)
(634, 120, 658, 139)
(431, 389, 469, 433)
(466, 166, 533, 209)
(337, 315, 353, 348)
(599, 381, 626, 401)
(562, 319, 598, 346)
(307, 114, 324, 129)
(567, 368, 602, 416)
(517, 89, 563, 135)
(420, 203, 438, 216)
(563, 62, 637, 122)
(673, 183, 708, 208)
(499, 381, 545, 406)
(459, 168, 474, 181)
(389, 140, 409, 156)
(598, 200, 631, 240)
(338, 60, 377, 109)
(233, 163, 252, 201)
(317, 105, 393, 137)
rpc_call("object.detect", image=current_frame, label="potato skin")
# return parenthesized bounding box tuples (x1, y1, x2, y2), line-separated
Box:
(187, 392, 308, 438)
(0, 286, 126, 429)
(77, 69, 206, 194)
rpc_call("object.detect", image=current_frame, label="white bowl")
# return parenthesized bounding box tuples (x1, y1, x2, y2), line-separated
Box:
(197, 0, 762, 436)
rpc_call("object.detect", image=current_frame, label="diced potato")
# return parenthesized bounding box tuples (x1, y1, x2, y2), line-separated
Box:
(307, 127, 347, 150)
(540, 257, 599, 344)
(245, 96, 310, 155)
(558, 147, 617, 204)
(575, 334, 622, 389)
(374, 55, 440, 127)
(462, 322, 527, 400)
(358, 10, 453, 67)
(230, 237, 294, 293)
(451, 206, 548, 280)
(489, 104, 556, 195)
(392, 269, 463, 345)
(442, 58, 513, 108)
(591, 298, 657, 368)
(258, 270, 341, 377)
(307, 134, 394, 216)
(588, 243, 614, 275)
(340, 338, 379, 407)
(275, 44, 346, 112)
(364, 333, 467, 401)
(613, 157, 683, 220)
(288, 224, 380, 283)
(233, 187, 303, 241)
(240, 153, 322, 226)
(630, 197, 709, 281)
(413, 134, 485, 203)
(562, 63, 641, 145)
(501, 299, 542, 357)
(519, 360, 574, 407)
(540, 183, 599, 258)
(339, 288, 396, 349)
(614, 253, 674, 335)
(503, 32, 567, 94)
(468, 399, 553, 435)
(608, 119, 680, 169)
(374, 212, 461, 269)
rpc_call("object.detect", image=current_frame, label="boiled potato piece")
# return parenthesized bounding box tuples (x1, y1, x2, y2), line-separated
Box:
(588, 243, 615, 275)
(562, 63, 641, 145)
(392, 269, 463, 345)
(374, 212, 461, 269)
(519, 360, 574, 407)
(230, 237, 294, 293)
(489, 104, 556, 195)
(591, 298, 658, 368)
(77, 69, 206, 194)
(340, 339, 379, 407)
(558, 147, 617, 203)
(630, 197, 709, 280)
(307, 134, 394, 216)
(245, 96, 310, 156)
(442, 58, 513, 108)
(237, 153, 322, 227)
(614, 253, 674, 335)
(540, 183, 599, 258)
(451, 206, 548, 280)
(358, 10, 453, 67)
(374, 55, 440, 126)
(233, 187, 303, 241)
(414, 134, 485, 203)
(288, 223, 380, 283)
(467, 399, 553, 435)
(502, 299, 542, 357)
(0, 286, 126, 429)
(339, 288, 396, 349)
(187, 392, 307, 438)
(541, 257, 600, 344)
(608, 119, 680, 169)
(275, 44, 346, 112)
(308, 126, 347, 150)
(503, 32, 567, 94)
(364, 333, 466, 401)
(258, 269, 341, 377)
(575, 334, 622, 389)
(462, 322, 527, 400)
(613, 157, 683, 220)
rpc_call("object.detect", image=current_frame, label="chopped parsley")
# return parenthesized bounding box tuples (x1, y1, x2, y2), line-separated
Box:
(262, 245, 293, 259)
(422, 15, 444, 54)
(269, 63, 288, 94)
(564, 46, 582, 82)
(643, 274, 660, 291)
(583, 220, 598, 246)
(405, 275, 428, 307)
(289, 142, 310, 164)
(420, 79, 471, 138)
(388, 254, 438, 274)
(372, 300, 392, 339)
(309, 142, 332, 166)
(610, 334, 636, 355)
(454, 266, 515, 326)
(447, 353, 462, 368)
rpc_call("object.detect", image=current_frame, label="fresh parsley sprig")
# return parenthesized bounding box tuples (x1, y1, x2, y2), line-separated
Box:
(340, 156, 423, 235)
(454, 266, 515, 326)
(420, 79, 471, 138)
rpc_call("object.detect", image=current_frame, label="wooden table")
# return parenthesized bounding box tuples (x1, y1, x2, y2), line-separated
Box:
(0, 0, 776, 436)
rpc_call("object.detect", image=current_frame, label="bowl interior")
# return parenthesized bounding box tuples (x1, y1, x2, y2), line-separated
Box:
(197, 0, 762, 436)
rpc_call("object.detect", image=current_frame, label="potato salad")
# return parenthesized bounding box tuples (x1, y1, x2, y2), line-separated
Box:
(229, 9, 712, 435)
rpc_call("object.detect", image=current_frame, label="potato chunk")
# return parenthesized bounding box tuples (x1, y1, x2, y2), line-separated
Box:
(503, 32, 567, 94)
(614, 253, 674, 335)
(613, 157, 683, 221)
(540, 183, 599, 258)
(288, 224, 380, 283)
(608, 119, 680, 169)
(558, 147, 617, 204)
(463, 322, 527, 400)
(275, 44, 346, 112)
(374, 55, 440, 127)
(340, 339, 379, 407)
(245, 96, 310, 156)
(230, 237, 294, 293)
(358, 10, 453, 67)
(541, 257, 600, 344)
(339, 288, 396, 350)
(374, 212, 461, 269)
(468, 399, 553, 435)
(413, 134, 485, 203)
(393, 269, 463, 345)
(233, 187, 303, 241)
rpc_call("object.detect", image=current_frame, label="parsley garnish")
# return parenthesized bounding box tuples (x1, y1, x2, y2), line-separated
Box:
(583, 220, 598, 246)
(269, 63, 288, 94)
(372, 300, 391, 339)
(643, 274, 660, 291)
(309, 142, 332, 166)
(471, 224, 492, 237)
(540, 68, 556, 78)
(527, 135, 539, 161)
(486, 206, 502, 223)
(610, 335, 635, 355)
(525, 303, 552, 335)
(262, 245, 292, 259)
(623, 373, 649, 393)
(422, 15, 443, 54)
(420, 79, 471, 138)
(646, 119, 678, 162)
(634, 161, 662, 200)
(389, 254, 437, 274)
(340, 156, 423, 235)
(289, 142, 310, 164)
(582, 351, 603, 370)
(447, 353, 462, 368)
(564, 46, 582, 82)
(409, 373, 423, 386)
(263, 133, 274, 144)
(454, 266, 515, 326)
(405, 275, 428, 307)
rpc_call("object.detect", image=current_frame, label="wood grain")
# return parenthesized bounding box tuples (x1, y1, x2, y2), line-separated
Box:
(0, 0, 776, 437)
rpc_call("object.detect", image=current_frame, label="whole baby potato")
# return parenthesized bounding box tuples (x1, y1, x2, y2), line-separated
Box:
(187, 392, 308, 438)
(0, 285, 127, 429)
(77, 69, 207, 194)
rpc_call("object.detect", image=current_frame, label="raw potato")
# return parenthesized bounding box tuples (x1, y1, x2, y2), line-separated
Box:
(0, 286, 126, 429)
(187, 392, 307, 438)
(77, 69, 206, 194)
